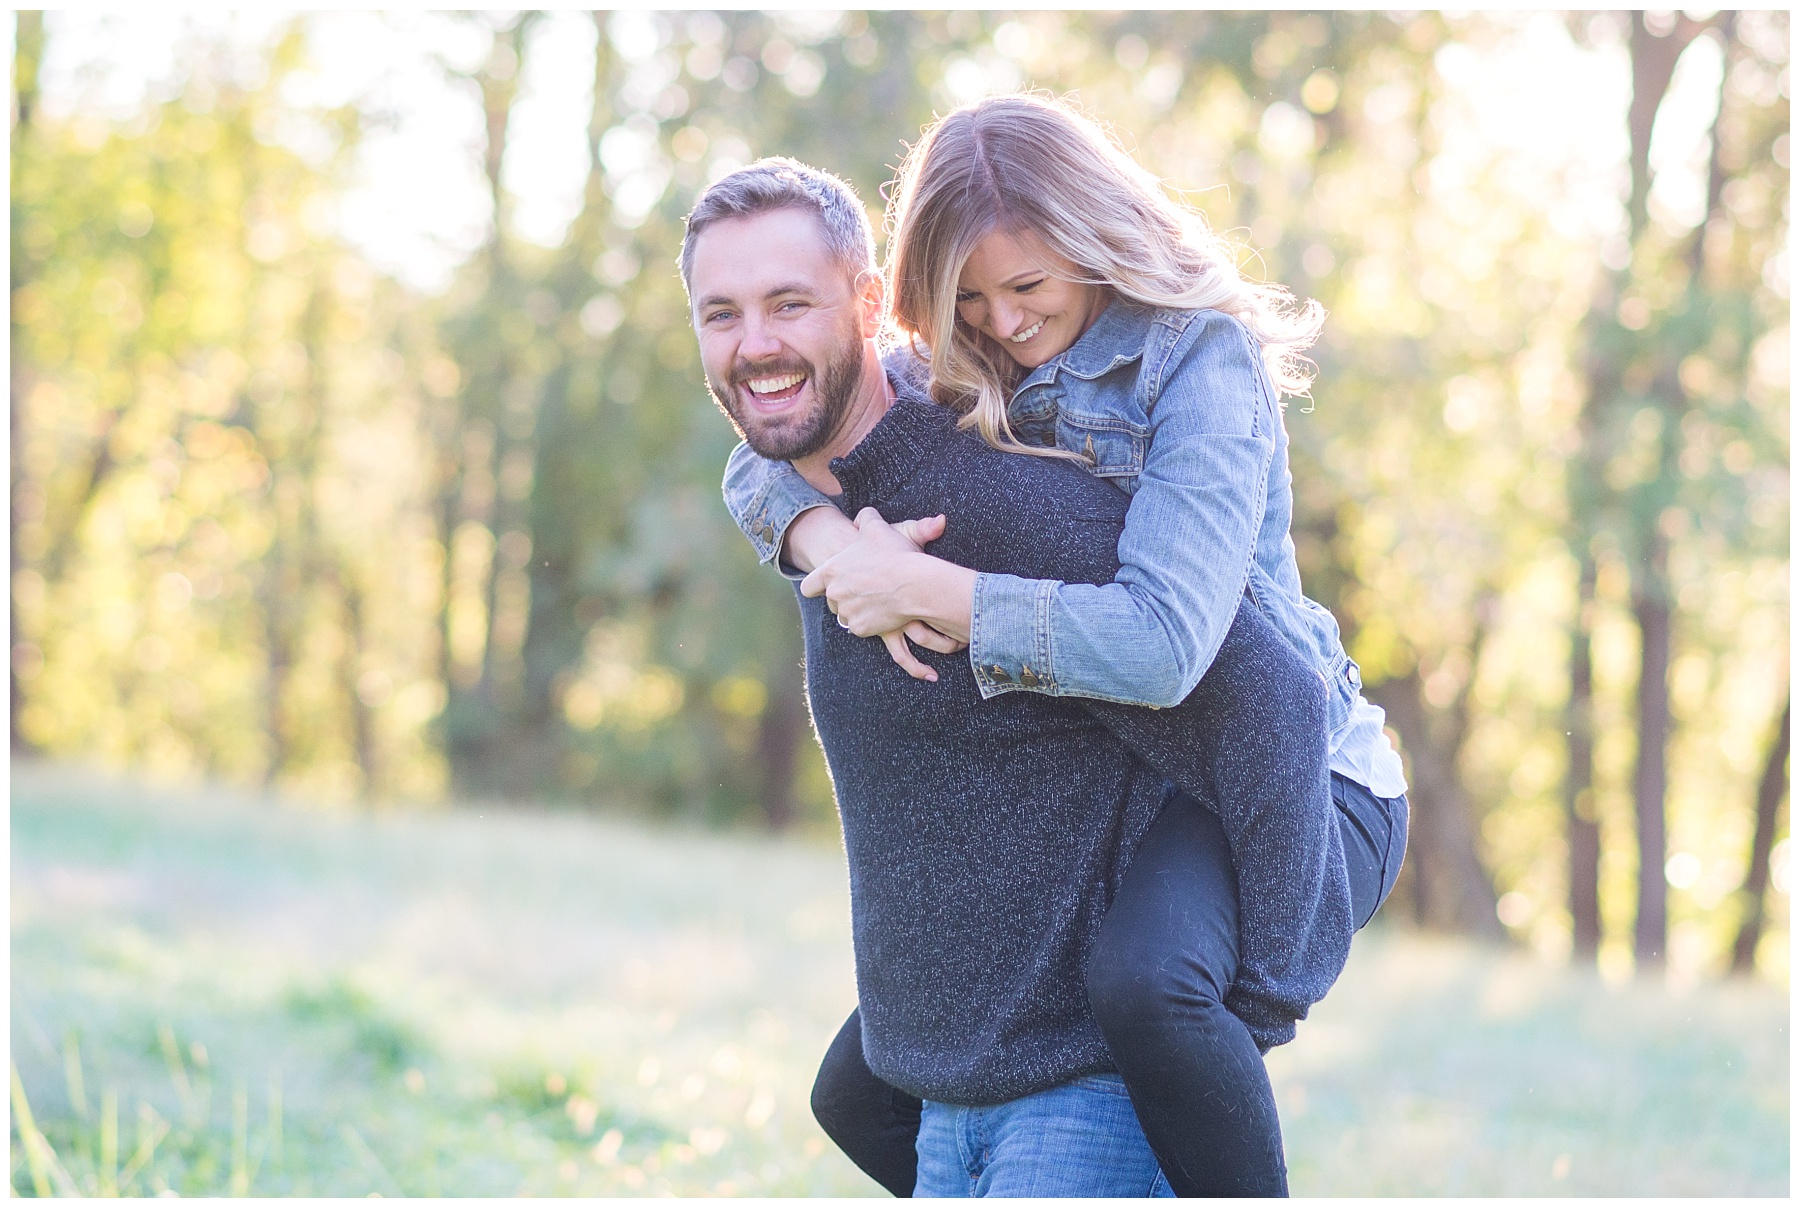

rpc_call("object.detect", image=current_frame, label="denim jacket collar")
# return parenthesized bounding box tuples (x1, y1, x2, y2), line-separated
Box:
(1011, 297, 1157, 401)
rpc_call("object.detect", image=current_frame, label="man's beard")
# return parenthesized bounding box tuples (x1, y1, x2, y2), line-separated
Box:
(707, 327, 864, 463)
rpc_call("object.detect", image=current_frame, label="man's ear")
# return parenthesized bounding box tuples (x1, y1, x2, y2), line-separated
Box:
(854, 268, 886, 339)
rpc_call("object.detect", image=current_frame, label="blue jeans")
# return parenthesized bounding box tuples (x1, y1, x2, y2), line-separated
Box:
(914, 1074, 1176, 1198)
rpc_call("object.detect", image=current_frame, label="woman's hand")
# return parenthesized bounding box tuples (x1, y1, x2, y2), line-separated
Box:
(802, 509, 977, 681)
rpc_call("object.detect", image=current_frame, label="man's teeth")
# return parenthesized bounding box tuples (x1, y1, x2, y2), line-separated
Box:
(1010, 320, 1046, 344)
(748, 373, 805, 395)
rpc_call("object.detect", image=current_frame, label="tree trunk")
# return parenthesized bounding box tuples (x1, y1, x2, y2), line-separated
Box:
(1630, 526, 1672, 967)
(12, 11, 42, 129)
(512, 15, 617, 802)
(756, 659, 806, 831)
(1564, 550, 1603, 958)
(9, 12, 40, 753)
(443, 16, 533, 797)
(1367, 669, 1504, 937)
(1730, 696, 1790, 974)
(1626, 14, 1712, 238)
(259, 263, 333, 786)
(1559, 10, 1716, 967)
(342, 580, 381, 801)
(473, 22, 524, 712)
(1622, 13, 1731, 973)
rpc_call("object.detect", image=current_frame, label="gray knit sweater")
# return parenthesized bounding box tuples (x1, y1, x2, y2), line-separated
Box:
(800, 387, 1349, 1105)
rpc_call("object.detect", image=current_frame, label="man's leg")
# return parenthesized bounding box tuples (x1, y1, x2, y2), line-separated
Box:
(1086, 791, 1288, 1197)
(811, 1008, 923, 1196)
(914, 1075, 1172, 1198)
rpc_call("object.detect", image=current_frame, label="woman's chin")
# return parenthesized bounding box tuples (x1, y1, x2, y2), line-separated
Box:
(1004, 343, 1065, 370)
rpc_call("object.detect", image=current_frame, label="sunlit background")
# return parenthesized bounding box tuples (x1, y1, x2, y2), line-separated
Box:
(10, 10, 1789, 1197)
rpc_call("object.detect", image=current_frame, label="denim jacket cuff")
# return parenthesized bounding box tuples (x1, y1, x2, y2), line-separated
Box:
(969, 573, 1057, 698)
(740, 490, 835, 581)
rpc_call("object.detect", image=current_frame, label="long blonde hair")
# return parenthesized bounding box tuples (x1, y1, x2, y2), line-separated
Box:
(886, 93, 1325, 455)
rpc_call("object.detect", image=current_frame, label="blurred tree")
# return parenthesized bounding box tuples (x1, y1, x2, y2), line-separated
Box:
(10, 12, 1788, 977)
(1563, 10, 1789, 970)
(431, 11, 542, 797)
(11, 17, 447, 799)
(1730, 694, 1789, 974)
(11, 8, 47, 754)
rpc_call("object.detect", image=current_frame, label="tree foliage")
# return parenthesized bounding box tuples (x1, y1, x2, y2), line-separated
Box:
(10, 11, 1789, 977)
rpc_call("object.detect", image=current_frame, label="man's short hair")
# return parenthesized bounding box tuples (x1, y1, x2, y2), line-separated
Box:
(678, 156, 876, 292)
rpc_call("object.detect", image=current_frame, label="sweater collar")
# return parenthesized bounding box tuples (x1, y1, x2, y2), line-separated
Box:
(828, 370, 957, 512)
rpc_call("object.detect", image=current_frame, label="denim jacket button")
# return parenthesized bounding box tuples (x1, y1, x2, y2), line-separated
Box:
(1019, 665, 1042, 688)
(988, 664, 1013, 684)
(760, 524, 776, 544)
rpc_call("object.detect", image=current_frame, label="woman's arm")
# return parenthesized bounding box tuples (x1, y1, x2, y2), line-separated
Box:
(806, 313, 1278, 706)
(721, 441, 846, 576)
(976, 315, 1276, 704)
(801, 510, 976, 642)
(782, 505, 858, 575)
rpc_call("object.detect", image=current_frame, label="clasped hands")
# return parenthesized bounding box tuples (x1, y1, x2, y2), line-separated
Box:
(800, 508, 977, 683)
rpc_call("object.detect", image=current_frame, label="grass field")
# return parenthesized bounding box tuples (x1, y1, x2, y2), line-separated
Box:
(10, 763, 1790, 1196)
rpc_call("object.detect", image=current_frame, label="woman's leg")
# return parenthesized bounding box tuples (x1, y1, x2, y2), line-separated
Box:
(1087, 597, 1324, 1197)
(1086, 790, 1288, 1197)
(811, 1008, 923, 1197)
(1334, 774, 1409, 929)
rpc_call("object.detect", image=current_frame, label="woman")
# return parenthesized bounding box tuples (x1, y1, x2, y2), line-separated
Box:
(723, 95, 1408, 1196)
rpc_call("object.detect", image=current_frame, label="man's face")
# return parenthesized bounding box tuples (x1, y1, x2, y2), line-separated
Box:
(687, 208, 876, 462)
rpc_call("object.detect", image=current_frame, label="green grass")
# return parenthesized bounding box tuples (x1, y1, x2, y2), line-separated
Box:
(11, 763, 1789, 1196)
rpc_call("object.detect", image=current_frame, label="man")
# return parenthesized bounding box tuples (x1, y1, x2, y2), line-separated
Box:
(678, 159, 1341, 1197)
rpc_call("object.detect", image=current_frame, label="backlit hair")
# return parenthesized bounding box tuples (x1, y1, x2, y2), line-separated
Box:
(886, 93, 1325, 456)
(679, 156, 875, 293)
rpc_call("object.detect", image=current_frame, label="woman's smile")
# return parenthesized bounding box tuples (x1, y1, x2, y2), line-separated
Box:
(1008, 318, 1047, 345)
(955, 229, 1106, 368)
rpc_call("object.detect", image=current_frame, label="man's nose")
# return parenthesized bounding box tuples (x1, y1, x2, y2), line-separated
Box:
(739, 315, 784, 360)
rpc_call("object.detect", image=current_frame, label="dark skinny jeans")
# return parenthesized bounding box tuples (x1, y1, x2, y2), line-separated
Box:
(810, 774, 1407, 1198)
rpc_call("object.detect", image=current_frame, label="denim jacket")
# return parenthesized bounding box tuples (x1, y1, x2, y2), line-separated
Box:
(722, 301, 1368, 751)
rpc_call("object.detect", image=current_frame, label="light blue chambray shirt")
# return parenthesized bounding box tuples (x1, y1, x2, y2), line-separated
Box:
(721, 302, 1406, 798)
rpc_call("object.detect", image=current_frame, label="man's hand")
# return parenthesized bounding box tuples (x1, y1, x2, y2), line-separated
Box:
(802, 508, 976, 682)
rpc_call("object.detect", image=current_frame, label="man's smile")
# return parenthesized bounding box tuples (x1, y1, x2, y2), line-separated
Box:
(745, 372, 808, 404)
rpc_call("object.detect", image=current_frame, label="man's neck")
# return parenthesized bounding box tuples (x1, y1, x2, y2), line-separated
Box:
(791, 343, 894, 495)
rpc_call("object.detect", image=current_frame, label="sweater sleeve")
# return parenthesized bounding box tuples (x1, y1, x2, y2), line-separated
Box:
(1075, 596, 1355, 1050)
(914, 420, 1353, 1050)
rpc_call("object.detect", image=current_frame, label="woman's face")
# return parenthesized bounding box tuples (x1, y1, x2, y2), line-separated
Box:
(954, 228, 1107, 369)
